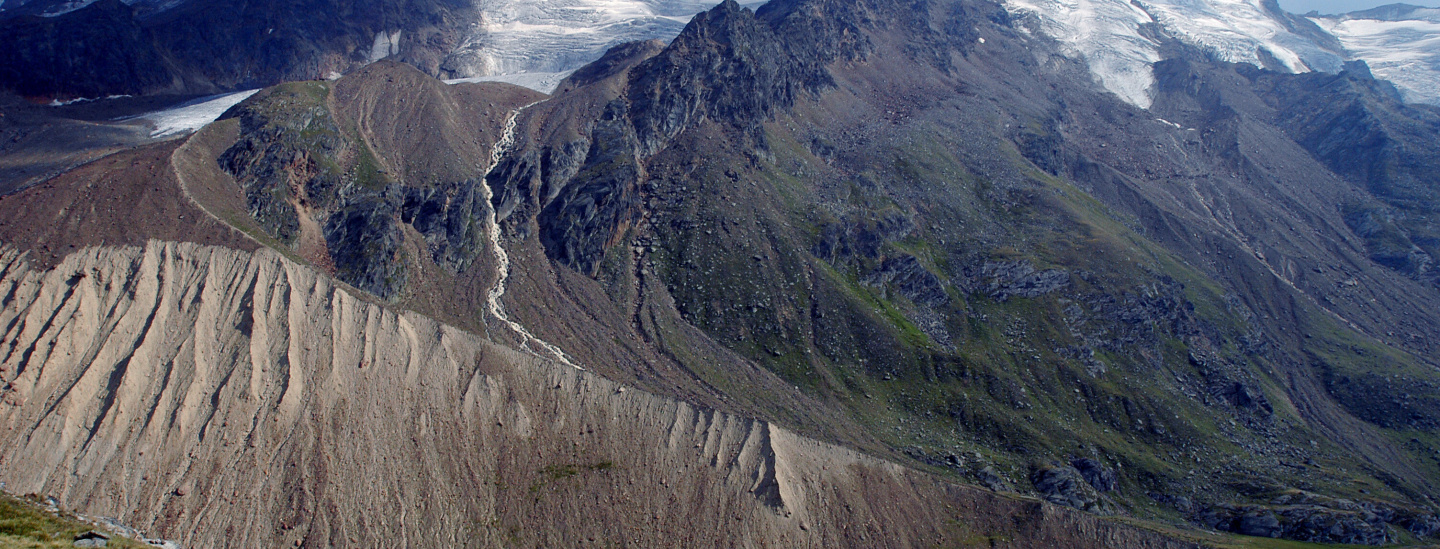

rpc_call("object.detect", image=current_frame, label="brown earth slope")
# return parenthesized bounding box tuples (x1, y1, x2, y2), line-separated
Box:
(0, 240, 1197, 548)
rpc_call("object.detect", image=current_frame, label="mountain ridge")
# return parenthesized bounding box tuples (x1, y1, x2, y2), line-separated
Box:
(2, 0, 1440, 545)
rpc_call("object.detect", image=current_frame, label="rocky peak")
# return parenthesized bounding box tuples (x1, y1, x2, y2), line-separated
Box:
(625, 0, 871, 155)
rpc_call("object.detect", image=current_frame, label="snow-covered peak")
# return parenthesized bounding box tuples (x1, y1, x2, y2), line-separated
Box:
(1311, 7, 1440, 104)
(1005, 0, 1345, 108)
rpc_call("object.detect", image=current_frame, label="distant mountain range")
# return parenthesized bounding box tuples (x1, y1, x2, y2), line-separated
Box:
(1, 0, 1437, 104)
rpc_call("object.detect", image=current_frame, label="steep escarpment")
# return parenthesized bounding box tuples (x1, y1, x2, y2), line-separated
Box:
(0, 241, 1197, 548)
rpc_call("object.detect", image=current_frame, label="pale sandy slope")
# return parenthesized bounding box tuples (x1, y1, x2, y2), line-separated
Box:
(0, 241, 1192, 548)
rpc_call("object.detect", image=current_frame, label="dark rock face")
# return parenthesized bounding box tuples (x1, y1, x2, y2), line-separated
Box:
(976, 466, 1009, 492)
(626, 0, 867, 154)
(535, 100, 645, 276)
(0, 0, 177, 98)
(400, 180, 490, 273)
(1255, 61, 1440, 287)
(1031, 465, 1110, 514)
(1188, 351, 1274, 419)
(813, 209, 916, 261)
(1068, 458, 1116, 493)
(0, 0, 471, 97)
(1399, 512, 1440, 538)
(324, 196, 408, 297)
(1236, 509, 1283, 538)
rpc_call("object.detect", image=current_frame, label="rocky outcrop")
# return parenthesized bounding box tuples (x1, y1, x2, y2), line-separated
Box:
(626, 0, 857, 155)
(535, 100, 646, 276)
(865, 254, 949, 307)
(1068, 458, 1116, 493)
(1197, 490, 1440, 545)
(1198, 503, 1393, 545)
(969, 260, 1070, 301)
(216, 63, 542, 298)
(1031, 464, 1111, 515)
(813, 209, 916, 262)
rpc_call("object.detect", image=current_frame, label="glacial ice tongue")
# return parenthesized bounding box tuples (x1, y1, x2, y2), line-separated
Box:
(134, 89, 259, 138)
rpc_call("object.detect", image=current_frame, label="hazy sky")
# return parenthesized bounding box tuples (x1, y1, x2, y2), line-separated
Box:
(1277, 0, 1440, 15)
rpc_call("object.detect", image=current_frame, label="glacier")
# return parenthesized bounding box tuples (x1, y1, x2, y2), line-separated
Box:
(440, 0, 762, 80)
(133, 89, 259, 137)
(1312, 6, 1440, 105)
(441, 0, 709, 77)
(1004, 0, 1346, 108)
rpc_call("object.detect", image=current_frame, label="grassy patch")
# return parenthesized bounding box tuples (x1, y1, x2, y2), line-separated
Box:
(0, 494, 146, 549)
(528, 461, 617, 494)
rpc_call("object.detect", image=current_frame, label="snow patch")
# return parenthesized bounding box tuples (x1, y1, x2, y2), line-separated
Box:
(1006, 0, 1163, 107)
(369, 30, 402, 63)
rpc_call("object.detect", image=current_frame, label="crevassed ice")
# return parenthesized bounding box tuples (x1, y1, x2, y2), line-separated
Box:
(1005, 0, 1345, 108)
(1313, 10, 1440, 105)
(443, 0, 762, 82)
(1006, 0, 1162, 107)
